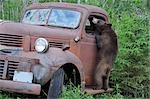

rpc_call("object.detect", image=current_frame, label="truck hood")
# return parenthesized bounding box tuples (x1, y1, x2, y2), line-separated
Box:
(0, 21, 79, 40)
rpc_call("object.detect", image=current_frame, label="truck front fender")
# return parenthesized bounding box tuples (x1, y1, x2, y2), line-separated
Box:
(32, 48, 84, 85)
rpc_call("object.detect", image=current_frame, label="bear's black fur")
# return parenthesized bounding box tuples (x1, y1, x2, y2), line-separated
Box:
(94, 19, 118, 90)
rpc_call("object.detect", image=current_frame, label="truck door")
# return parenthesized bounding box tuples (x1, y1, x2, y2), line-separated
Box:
(80, 14, 107, 85)
(80, 15, 98, 85)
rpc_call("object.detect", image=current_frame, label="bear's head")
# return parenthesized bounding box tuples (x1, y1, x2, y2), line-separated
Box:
(92, 18, 112, 33)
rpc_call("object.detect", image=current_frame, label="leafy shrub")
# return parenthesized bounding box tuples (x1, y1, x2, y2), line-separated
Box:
(79, 0, 149, 98)
(0, 92, 10, 99)
(96, 0, 149, 98)
(60, 84, 94, 99)
(111, 11, 149, 97)
(0, 0, 149, 98)
(0, 0, 23, 22)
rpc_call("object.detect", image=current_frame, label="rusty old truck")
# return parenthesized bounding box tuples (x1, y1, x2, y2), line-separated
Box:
(0, 2, 113, 98)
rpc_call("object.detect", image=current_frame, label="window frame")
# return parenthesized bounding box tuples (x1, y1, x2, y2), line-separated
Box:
(84, 13, 107, 38)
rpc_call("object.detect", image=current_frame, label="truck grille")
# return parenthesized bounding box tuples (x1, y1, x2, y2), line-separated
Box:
(0, 60, 19, 79)
(49, 41, 64, 48)
(0, 33, 23, 47)
(0, 60, 5, 79)
(8, 61, 19, 78)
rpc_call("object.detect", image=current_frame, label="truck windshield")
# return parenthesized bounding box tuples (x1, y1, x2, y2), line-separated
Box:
(22, 9, 50, 25)
(22, 8, 81, 29)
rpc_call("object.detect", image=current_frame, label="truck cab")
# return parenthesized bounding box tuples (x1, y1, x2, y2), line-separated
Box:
(0, 2, 112, 98)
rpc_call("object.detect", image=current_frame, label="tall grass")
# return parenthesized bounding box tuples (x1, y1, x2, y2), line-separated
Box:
(61, 0, 149, 98)
(0, 0, 149, 99)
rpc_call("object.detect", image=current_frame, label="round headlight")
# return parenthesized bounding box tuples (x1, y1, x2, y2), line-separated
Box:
(35, 38, 49, 53)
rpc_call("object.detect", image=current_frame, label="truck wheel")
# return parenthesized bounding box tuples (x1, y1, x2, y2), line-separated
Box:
(47, 68, 65, 99)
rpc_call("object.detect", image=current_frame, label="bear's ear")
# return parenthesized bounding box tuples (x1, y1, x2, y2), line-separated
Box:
(92, 18, 99, 24)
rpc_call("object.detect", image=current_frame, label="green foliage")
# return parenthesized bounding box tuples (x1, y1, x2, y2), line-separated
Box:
(95, 93, 127, 99)
(0, 92, 10, 99)
(0, 0, 23, 22)
(109, 3, 149, 99)
(0, 0, 149, 98)
(76, 0, 149, 98)
(61, 84, 128, 99)
(60, 84, 94, 99)
(0, 91, 21, 99)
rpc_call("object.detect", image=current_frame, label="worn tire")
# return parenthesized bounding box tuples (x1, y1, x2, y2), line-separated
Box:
(47, 68, 65, 99)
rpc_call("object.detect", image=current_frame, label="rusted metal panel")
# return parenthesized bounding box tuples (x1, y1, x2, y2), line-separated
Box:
(31, 48, 85, 85)
(0, 55, 39, 80)
(23, 35, 30, 52)
(0, 54, 39, 63)
(0, 2, 111, 94)
(2, 60, 8, 79)
(0, 33, 23, 47)
(0, 80, 41, 95)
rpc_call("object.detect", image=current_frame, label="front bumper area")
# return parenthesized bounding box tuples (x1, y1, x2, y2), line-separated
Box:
(0, 54, 38, 80)
(0, 80, 41, 95)
(0, 54, 41, 95)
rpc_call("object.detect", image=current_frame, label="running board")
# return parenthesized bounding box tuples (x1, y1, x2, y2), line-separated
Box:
(85, 88, 113, 95)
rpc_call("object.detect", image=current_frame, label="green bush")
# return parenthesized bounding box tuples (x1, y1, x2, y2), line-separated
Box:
(0, 0, 149, 98)
(110, 12, 149, 97)
(61, 2, 149, 98)
(0, 0, 23, 22)
(80, 0, 149, 98)
(96, 0, 149, 98)
(0, 92, 10, 99)
(60, 84, 94, 99)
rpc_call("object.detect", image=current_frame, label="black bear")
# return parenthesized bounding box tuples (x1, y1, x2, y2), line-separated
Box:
(93, 19, 118, 90)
